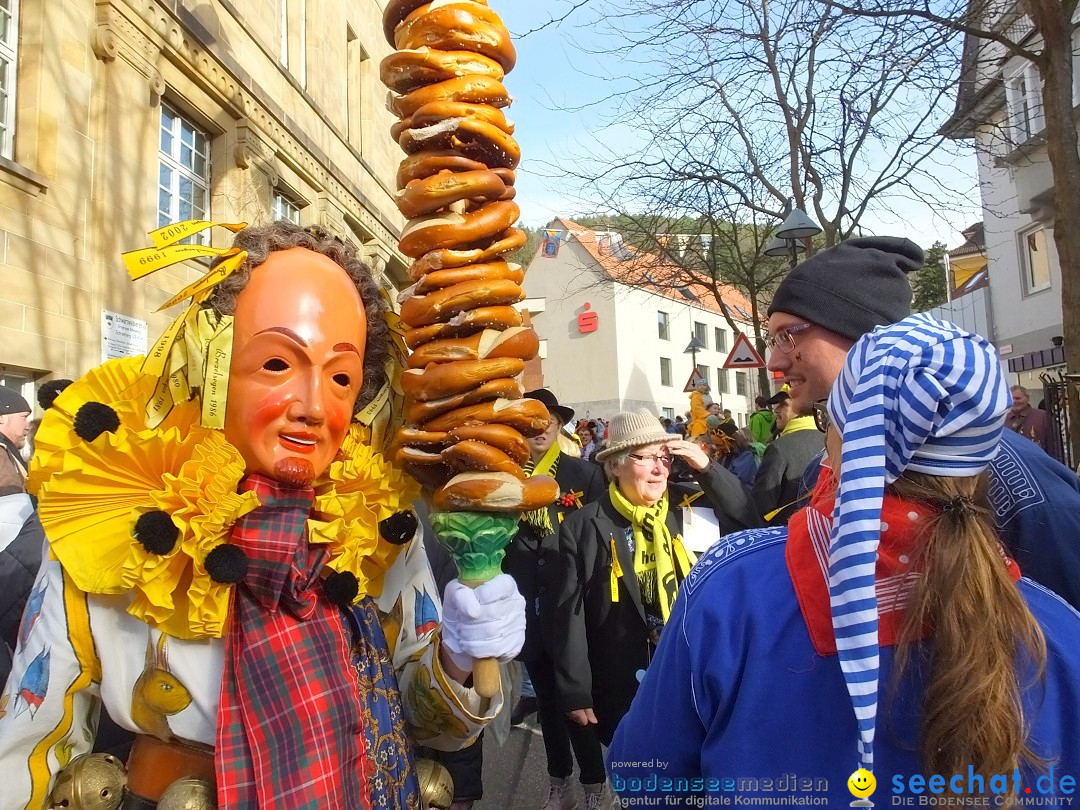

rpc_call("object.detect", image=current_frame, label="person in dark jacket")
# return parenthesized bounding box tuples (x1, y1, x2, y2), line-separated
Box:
(751, 391, 822, 524)
(503, 388, 608, 810)
(552, 410, 740, 750)
(0, 492, 43, 684)
(759, 235, 1080, 610)
(0, 387, 31, 496)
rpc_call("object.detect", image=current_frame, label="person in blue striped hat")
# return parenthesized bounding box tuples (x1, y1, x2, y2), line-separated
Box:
(715, 235, 1080, 612)
(607, 315, 1080, 805)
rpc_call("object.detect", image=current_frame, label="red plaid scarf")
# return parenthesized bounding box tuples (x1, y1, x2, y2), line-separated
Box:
(216, 474, 371, 809)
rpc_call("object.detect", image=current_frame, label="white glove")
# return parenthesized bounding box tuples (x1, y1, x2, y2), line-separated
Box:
(441, 574, 526, 672)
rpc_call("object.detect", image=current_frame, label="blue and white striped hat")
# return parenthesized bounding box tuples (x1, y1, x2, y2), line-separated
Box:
(825, 313, 1009, 771)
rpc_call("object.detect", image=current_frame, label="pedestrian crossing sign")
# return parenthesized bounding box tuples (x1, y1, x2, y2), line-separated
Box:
(723, 333, 766, 369)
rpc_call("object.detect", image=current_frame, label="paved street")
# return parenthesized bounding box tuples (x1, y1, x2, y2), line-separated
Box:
(476, 716, 551, 808)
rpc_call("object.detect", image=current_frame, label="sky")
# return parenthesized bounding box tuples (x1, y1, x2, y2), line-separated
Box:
(495, 1, 984, 250)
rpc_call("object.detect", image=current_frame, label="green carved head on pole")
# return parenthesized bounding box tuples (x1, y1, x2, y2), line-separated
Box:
(429, 511, 520, 584)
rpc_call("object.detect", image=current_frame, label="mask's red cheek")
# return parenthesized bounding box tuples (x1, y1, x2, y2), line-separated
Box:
(326, 402, 350, 439)
(250, 392, 293, 434)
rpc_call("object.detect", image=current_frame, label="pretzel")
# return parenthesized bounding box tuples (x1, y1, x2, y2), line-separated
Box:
(397, 169, 507, 219)
(405, 326, 537, 367)
(395, 3, 517, 72)
(403, 306, 523, 350)
(414, 260, 523, 293)
(401, 357, 525, 401)
(380, 48, 504, 94)
(433, 472, 559, 512)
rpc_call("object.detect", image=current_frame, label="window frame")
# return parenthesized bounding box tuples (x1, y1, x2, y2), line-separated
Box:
(662, 407, 675, 421)
(717, 367, 729, 394)
(1019, 225, 1052, 295)
(0, 0, 20, 159)
(1004, 60, 1044, 145)
(157, 104, 211, 244)
(696, 364, 710, 388)
(659, 357, 672, 387)
(735, 371, 749, 397)
(714, 327, 727, 354)
(694, 321, 709, 349)
(272, 189, 302, 224)
(657, 311, 670, 341)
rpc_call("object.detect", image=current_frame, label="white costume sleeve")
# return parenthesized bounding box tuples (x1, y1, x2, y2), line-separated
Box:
(375, 530, 502, 752)
(0, 556, 102, 810)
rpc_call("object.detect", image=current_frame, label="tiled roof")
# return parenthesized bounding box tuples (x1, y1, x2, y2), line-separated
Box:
(948, 222, 986, 259)
(550, 217, 756, 323)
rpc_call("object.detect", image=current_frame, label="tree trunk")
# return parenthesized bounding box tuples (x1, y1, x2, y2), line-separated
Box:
(1028, 0, 1080, 459)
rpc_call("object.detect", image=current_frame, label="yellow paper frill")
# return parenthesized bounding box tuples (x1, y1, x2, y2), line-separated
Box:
(27, 356, 199, 495)
(310, 423, 421, 601)
(37, 425, 259, 639)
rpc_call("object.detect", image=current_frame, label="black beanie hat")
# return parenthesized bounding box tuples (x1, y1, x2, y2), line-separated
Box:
(0, 386, 31, 415)
(767, 236, 924, 342)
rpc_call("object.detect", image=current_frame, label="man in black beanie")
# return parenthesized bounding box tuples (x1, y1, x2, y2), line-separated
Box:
(762, 235, 1080, 611)
(0, 386, 31, 495)
(766, 236, 923, 413)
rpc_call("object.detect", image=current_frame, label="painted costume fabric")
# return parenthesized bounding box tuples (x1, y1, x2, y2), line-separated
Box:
(0, 518, 492, 809)
(0, 359, 499, 809)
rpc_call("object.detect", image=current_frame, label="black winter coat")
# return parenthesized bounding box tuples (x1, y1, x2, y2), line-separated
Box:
(550, 462, 735, 744)
(502, 454, 605, 662)
(0, 494, 45, 685)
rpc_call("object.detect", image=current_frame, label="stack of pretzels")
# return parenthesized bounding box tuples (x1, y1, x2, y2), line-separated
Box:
(381, 0, 559, 513)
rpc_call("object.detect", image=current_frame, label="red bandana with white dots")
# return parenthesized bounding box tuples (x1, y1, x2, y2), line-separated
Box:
(786, 467, 1020, 656)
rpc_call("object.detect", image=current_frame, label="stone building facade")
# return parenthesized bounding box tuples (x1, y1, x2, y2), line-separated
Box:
(0, 0, 408, 408)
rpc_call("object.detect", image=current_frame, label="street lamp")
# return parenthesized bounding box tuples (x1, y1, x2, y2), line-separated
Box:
(767, 205, 822, 269)
(684, 334, 707, 374)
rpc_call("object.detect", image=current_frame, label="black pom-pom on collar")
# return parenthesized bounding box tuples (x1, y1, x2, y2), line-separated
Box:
(379, 511, 418, 545)
(133, 510, 179, 555)
(323, 570, 359, 607)
(205, 544, 248, 584)
(73, 402, 121, 442)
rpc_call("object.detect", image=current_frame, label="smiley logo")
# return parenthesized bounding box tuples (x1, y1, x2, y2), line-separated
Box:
(848, 768, 877, 799)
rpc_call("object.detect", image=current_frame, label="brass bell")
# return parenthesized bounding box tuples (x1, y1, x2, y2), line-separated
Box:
(415, 757, 454, 810)
(48, 753, 126, 810)
(156, 776, 216, 810)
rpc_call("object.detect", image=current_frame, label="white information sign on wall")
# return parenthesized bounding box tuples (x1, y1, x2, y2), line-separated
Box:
(101, 310, 148, 362)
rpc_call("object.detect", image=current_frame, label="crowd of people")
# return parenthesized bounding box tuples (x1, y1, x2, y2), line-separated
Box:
(2, 232, 1080, 810)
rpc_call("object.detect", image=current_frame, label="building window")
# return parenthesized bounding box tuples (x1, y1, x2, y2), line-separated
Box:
(735, 371, 749, 396)
(694, 321, 709, 349)
(0, 0, 19, 159)
(158, 105, 210, 242)
(662, 407, 675, 421)
(1020, 227, 1052, 294)
(697, 364, 710, 388)
(717, 368, 729, 394)
(714, 327, 727, 353)
(658, 311, 670, 340)
(660, 357, 672, 387)
(1004, 61, 1043, 144)
(346, 27, 370, 152)
(280, 0, 308, 88)
(272, 190, 302, 224)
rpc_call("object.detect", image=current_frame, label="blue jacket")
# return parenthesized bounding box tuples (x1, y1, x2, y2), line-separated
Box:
(800, 429, 1080, 610)
(609, 528, 1080, 806)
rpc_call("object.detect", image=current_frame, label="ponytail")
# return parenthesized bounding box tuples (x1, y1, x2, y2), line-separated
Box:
(889, 472, 1046, 778)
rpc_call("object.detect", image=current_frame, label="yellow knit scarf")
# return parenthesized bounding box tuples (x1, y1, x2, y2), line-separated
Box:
(608, 482, 694, 621)
(522, 441, 561, 537)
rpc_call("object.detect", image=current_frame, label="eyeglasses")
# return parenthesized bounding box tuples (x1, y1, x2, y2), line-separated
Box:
(765, 322, 814, 354)
(627, 452, 674, 467)
(812, 399, 831, 433)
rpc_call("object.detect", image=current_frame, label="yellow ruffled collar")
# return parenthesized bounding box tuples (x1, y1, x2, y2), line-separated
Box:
(32, 357, 419, 640)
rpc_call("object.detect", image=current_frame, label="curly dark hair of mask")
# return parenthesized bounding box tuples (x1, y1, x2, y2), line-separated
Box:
(204, 222, 390, 414)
